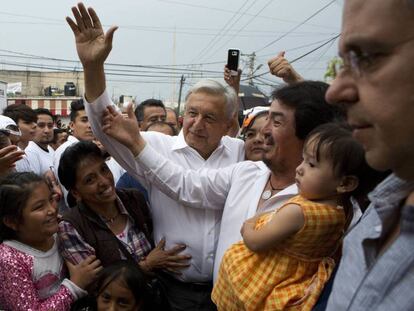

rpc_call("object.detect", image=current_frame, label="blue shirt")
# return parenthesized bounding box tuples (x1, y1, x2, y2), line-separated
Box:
(326, 174, 414, 311)
(116, 172, 149, 202)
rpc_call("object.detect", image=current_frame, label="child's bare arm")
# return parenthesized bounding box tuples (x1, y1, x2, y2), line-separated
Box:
(241, 204, 305, 252)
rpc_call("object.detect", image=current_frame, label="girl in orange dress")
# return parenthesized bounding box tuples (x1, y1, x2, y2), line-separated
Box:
(212, 123, 374, 310)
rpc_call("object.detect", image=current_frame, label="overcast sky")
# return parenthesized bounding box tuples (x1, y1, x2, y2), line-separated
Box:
(0, 0, 343, 103)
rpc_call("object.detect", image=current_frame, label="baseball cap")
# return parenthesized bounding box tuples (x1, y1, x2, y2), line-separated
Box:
(0, 115, 22, 136)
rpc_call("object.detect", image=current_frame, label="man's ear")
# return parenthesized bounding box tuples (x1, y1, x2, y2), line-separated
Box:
(336, 175, 359, 194)
(69, 120, 75, 131)
(3, 216, 19, 232)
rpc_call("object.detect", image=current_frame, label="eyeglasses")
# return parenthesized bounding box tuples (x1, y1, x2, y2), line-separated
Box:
(338, 37, 414, 78)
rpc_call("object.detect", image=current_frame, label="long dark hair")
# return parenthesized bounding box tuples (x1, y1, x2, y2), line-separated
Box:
(0, 172, 44, 242)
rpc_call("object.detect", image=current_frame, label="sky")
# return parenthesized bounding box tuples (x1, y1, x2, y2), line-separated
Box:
(0, 0, 344, 104)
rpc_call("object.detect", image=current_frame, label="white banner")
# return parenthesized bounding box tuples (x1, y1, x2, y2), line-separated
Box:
(7, 82, 22, 94)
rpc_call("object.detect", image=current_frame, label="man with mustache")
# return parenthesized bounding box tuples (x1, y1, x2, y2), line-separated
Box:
(324, 0, 414, 310)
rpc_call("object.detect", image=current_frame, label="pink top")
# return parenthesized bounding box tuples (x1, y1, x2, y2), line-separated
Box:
(0, 239, 86, 311)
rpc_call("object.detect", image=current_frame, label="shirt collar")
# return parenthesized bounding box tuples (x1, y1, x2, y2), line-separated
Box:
(369, 173, 414, 208)
(171, 130, 231, 153)
(115, 195, 134, 223)
(67, 135, 80, 144)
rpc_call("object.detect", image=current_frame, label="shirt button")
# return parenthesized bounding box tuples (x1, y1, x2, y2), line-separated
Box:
(374, 225, 382, 233)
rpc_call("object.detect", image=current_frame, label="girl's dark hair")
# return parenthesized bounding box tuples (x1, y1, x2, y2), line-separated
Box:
(58, 141, 106, 192)
(305, 122, 388, 213)
(72, 261, 154, 310)
(0, 172, 44, 242)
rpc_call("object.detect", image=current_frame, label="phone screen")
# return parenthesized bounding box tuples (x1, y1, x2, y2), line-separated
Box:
(227, 49, 240, 73)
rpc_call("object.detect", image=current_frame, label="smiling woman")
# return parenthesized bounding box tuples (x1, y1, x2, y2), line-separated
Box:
(57, 141, 190, 307)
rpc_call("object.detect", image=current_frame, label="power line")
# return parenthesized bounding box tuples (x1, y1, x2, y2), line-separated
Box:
(204, 0, 275, 60)
(193, 0, 252, 62)
(255, 0, 337, 53)
(155, 0, 339, 30)
(240, 34, 340, 81)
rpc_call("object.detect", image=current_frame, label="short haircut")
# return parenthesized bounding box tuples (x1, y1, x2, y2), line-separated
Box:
(0, 172, 44, 242)
(185, 79, 237, 120)
(272, 81, 345, 140)
(145, 121, 177, 136)
(134, 99, 166, 122)
(58, 141, 105, 192)
(34, 108, 54, 120)
(70, 99, 85, 121)
(3, 103, 37, 124)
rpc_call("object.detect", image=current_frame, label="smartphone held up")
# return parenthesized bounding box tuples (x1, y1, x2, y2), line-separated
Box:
(227, 49, 240, 76)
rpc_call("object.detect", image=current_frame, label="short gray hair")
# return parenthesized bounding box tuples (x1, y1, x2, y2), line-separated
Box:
(185, 79, 237, 120)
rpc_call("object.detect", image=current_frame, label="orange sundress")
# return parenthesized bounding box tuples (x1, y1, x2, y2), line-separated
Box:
(212, 195, 345, 311)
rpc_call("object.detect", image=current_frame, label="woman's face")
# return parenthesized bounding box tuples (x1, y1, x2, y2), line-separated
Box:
(97, 278, 140, 311)
(244, 115, 267, 161)
(72, 156, 116, 209)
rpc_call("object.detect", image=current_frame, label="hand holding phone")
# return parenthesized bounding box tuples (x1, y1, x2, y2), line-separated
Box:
(227, 49, 240, 76)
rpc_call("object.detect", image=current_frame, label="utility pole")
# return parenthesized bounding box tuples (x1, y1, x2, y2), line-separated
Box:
(177, 75, 185, 116)
(241, 52, 256, 86)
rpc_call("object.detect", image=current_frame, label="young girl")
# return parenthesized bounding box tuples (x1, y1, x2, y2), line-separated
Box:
(0, 172, 101, 311)
(212, 123, 373, 311)
(71, 261, 155, 311)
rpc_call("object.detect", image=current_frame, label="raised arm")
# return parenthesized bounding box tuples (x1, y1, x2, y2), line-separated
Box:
(102, 104, 237, 209)
(67, 3, 145, 181)
(66, 3, 117, 102)
(224, 65, 241, 137)
(268, 51, 304, 85)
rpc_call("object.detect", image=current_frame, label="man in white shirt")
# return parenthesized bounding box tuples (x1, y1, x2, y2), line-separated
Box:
(3, 103, 37, 172)
(25, 108, 55, 176)
(99, 80, 343, 283)
(67, 4, 243, 310)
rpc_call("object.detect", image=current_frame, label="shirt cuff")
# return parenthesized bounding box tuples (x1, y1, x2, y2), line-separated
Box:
(62, 278, 88, 300)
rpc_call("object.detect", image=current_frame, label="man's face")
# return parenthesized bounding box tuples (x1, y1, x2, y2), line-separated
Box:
(70, 110, 94, 141)
(17, 119, 36, 144)
(166, 109, 179, 133)
(140, 106, 166, 130)
(326, 0, 414, 180)
(34, 114, 54, 145)
(183, 92, 231, 159)
(261, 100, 304, 174)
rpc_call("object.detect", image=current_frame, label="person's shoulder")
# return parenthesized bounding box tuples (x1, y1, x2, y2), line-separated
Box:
(0, 242, 27, 264)
(221, 135, 244, 148)
(54, 139, 73, 157)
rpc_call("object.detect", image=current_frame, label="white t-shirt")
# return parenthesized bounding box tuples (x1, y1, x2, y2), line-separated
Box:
(25, 141, 55, 176)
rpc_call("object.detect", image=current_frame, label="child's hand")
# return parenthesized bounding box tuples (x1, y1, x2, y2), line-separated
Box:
(66, 255, 102, 289)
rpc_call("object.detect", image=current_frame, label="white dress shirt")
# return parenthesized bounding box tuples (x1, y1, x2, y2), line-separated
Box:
(84, 90, 245, 282)
(136, 143, 298, 282)
(24, 141, 55, 176)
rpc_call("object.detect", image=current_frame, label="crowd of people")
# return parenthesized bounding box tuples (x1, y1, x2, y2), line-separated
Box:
(0, 0, 413, 310)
